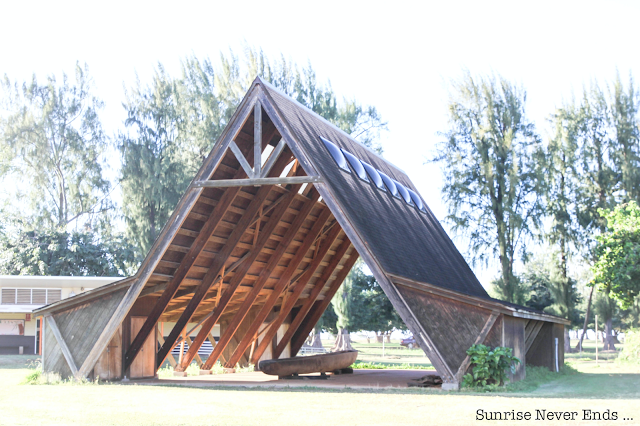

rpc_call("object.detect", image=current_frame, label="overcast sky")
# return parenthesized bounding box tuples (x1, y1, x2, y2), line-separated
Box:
(2, 0, 639, 285)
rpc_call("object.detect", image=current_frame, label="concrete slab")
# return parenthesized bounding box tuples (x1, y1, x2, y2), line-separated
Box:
(128, 369, 441, 390)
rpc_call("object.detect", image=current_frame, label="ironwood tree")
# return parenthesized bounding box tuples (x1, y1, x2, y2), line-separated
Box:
(434, 72, 544, 304)
(0, 63, 112, 232)
(119, 49, 387, 255)
(331, 272, 354, 351)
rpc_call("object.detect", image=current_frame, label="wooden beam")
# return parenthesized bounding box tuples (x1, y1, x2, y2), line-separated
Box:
(45, 315, 79, 378)
(229, 141, 255, 178)
(193, 176, 322, 188)
(454, 313, 499, 382)
(173, 180, 307, 372)
(261, 139, 285, 178)
(200, 191, 323, 370)
(290, 248, 358, 356)
(525, 320, 545, 354)
(124, 168, 247, 373)
(157, 335, 177, 368)
(252, 226, 343, 363)
(224, 207, 333, 368)
(254, 101, 262, 178)
(269, 235, 350, 361)
(156, 183, 275, 368)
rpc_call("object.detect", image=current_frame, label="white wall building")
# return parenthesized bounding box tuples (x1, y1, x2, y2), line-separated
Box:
(0, 276, 123, 354)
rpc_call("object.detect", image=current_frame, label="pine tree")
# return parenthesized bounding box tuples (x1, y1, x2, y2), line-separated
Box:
(1, 63, 111, 231)
(434, 72, 544, 303)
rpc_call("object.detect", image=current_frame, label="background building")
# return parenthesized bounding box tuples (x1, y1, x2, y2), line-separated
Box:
(0, 276, 122, 354)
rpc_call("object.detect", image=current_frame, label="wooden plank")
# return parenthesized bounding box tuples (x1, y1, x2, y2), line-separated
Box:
(254, 101, 262, 177)
(200, 192, 323, 370)
(454, 313, 499, 382)
(224, 207, 333, 368)
(289, 248, 358, 356)
(269, 235, 350, 361)
(193, 176, 322, 188)
(156, 182, 276, 368)
(172, 175, 304, 371)
(45, 315, 79, 378)
(124, 170, 246, 372)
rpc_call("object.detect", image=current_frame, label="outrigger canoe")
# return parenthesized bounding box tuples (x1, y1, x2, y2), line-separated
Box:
(258, 350, 358, 377)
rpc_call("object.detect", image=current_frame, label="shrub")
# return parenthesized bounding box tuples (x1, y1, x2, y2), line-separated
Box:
(619, 329, 640, 363)
(462, 344, 520, 389)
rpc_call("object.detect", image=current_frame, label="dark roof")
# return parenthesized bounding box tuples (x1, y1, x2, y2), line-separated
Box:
(262, 83, 490, 299)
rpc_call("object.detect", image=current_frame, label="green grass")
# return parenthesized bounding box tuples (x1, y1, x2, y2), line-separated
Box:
(2, 351, 639, 425)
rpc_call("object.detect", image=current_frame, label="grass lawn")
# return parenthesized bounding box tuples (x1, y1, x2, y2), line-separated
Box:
(1, 348, 639, 426)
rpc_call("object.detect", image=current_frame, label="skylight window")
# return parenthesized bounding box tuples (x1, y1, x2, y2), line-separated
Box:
(378, 171, 399, 198)
(320, 137, 350, 172)
(341, 149, 370, 182)
(393, 180, 413, 205)
(408, 189, 426, 211)
(360, 160, 385, 190)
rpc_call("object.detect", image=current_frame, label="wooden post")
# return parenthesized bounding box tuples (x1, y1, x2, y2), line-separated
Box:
(254, 101, 262, 177)
(595, 314, 598, 366)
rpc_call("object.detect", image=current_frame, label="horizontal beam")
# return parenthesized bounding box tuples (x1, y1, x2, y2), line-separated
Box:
(193, 176, 323, 188)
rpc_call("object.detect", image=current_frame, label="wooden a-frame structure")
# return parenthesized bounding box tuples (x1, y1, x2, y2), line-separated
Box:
(35, 77, 568, 389)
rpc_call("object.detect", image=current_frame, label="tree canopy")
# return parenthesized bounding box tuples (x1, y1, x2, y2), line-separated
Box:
(434, 72, 544, 304)
(592, 201, 640, 309)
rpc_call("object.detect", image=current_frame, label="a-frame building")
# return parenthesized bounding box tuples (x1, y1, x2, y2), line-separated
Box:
(35, 77, 568, 389)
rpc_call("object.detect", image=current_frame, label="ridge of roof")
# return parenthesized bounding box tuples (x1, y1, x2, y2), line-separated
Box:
(256, 77, 407, 175)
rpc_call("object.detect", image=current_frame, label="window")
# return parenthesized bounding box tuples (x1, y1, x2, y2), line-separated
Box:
(408, 189, 426, 211)
(360, 160, 385, 190)
(378, 171, 399, 197)
(320, 137, 351, 172)
(0, 288, 62, 305)
(1, 289, 16, 304)
(341, 149, 370, 182)
(393, 180, 413, 205)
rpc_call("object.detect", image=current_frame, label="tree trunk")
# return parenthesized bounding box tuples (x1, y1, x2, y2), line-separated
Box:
(332, 328, 354, 352)
(603, 317, 616, 351)
(310, 328, 323, 349)
(576, 286, 594, 352)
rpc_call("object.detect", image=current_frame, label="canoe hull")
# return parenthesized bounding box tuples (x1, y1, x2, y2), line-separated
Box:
(258, 350, 358, 376)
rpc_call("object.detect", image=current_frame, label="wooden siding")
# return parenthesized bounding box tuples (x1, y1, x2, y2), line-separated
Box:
(44, 288, 128, 379)
(503, 315, 526, 381)
(395, 285, 491, 375)
(93, 326, 122, 380)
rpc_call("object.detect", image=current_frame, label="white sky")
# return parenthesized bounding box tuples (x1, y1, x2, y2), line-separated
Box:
(2, 0, 639, 286)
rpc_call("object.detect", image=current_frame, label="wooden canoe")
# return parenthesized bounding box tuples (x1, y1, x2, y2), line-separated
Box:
(258, 350, 358, 376)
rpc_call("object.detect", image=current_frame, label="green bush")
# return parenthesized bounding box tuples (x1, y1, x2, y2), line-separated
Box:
(619, 329, 640, 363)
(462, 344, 520, 389)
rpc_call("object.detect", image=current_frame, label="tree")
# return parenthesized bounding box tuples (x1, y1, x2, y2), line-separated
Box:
(592, 202, 640, 310)
(544, 106, 583, 351)
(331, 271, 354, 351)
(119, 49, 387, 255)
(349, 262, 406, 341)
(0, 227, 136, 277)
(434, 72, 544, 303)
(0, 63, 112, 232)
